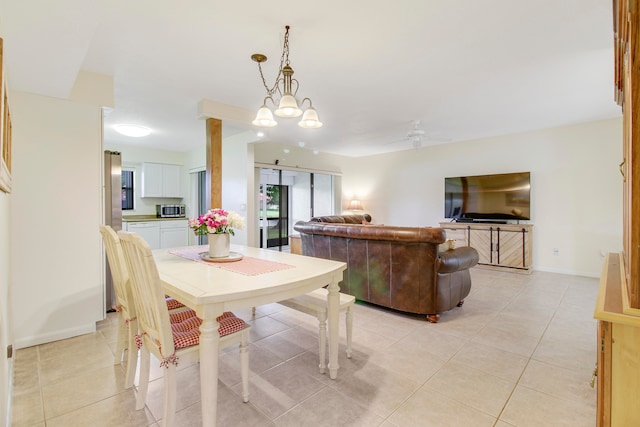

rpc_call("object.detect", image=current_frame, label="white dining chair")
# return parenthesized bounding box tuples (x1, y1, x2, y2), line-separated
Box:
(100, 225, 192, 389)
(100, 225, 139, 389)
(117, 230, 251, 427)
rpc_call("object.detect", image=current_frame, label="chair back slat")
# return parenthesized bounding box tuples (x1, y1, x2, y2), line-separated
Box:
(118, 231, 176, 358)
(99, 225, 136, 320)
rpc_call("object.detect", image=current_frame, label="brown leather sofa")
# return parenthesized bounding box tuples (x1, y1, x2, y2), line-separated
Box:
(293, 215, 479, 322)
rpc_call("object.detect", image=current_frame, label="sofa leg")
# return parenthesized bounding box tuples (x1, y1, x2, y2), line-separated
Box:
(457, 300, 464, 307)
(427, 314, 440, 323)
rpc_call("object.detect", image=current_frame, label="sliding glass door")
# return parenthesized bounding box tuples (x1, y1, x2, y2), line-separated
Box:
(261, 182, 290, 247)
(259, 168, 335, 251)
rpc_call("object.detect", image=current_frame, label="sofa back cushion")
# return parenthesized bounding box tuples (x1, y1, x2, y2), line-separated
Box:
(310, 215, 364, 224)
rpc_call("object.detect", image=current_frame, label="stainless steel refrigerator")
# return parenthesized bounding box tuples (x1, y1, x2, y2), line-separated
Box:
(104, 150, 122, 312)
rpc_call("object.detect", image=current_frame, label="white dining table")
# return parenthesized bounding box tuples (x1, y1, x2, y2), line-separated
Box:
(152, 244, 347, 426)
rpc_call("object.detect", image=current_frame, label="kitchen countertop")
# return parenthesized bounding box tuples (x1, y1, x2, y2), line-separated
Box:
(123, 215, 188, 222)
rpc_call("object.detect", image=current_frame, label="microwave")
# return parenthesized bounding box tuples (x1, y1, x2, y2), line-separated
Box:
(156, 204, 186, 218)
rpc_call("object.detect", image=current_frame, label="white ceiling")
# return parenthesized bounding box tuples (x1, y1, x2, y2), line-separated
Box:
(0, 0, 621, 157)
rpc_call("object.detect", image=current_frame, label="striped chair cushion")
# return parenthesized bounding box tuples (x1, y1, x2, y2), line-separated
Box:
(169, 309, 197, 323)
(218, 316, 248, 337)
(169, 312, 248, 350)
(168, 309, 237, 324)
(165, 296, 186, 311)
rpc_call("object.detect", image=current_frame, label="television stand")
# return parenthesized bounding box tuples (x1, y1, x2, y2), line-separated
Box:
(439, 222, 533, 274)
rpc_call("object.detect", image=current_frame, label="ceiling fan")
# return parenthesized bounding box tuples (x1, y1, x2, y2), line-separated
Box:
(391, 120, 450, 149)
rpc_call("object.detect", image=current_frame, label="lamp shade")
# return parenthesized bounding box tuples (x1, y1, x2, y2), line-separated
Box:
(298, 107, 323, 128)
(274, 94, 302, 117)
(252, 106, 278, 127)
(347, 200, 363, 211)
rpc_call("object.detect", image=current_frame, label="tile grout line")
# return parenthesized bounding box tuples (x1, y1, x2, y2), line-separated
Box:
(491, 279, 571, 426)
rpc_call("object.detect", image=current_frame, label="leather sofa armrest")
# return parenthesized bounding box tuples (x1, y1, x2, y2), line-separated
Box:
(437, 247, 479, 273)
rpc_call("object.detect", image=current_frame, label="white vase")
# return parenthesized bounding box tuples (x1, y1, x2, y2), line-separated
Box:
(208, 233, 230, 258)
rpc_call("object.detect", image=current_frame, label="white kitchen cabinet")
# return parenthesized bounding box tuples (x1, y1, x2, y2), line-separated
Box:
(161, 164, 181, 198)
(125, 221, 161, 250)
(141, 162, 182, 198)
(160, 219, 189, 249)
(125, 219, 188, 250)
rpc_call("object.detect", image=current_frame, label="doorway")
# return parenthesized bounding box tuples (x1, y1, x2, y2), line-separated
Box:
(261, 182, 289, 248)
(259, 168, 336, 251)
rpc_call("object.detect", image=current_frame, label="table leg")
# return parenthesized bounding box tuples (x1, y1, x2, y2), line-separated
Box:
(199, 310, 221, 426)
(326, 278, 340, 379)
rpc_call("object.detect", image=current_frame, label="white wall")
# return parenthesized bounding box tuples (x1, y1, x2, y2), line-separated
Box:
(184, 130, 257, 246)
(342, 118, 623, 277)
(11, 92, 104, 348)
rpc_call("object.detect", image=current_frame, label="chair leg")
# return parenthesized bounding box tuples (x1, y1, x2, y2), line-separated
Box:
(124, 320, 138, 389)
(163, 364, 177, 427)
(239, 330, 250, 403)
(136, 346, 151, 410)
(115, 314, 126, 366)
(345, 305, 353, 358)
(317, 310, 327, 374)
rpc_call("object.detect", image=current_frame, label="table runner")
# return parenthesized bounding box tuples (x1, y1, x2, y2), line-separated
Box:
(167, 246, 295, 276)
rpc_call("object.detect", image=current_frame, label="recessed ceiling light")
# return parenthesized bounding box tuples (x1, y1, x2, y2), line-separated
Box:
(114, 124, 151, 137)
(256, 131, 265, 137)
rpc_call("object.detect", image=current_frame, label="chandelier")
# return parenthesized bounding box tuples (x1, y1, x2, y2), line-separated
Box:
(251, 25, 323, 129)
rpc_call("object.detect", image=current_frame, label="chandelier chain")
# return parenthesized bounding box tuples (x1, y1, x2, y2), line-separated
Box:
(258, 26, 291, 97)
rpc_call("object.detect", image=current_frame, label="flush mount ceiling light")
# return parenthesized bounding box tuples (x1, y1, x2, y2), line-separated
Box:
(251, 25, 323, 129)
(114, 124, 151, 137)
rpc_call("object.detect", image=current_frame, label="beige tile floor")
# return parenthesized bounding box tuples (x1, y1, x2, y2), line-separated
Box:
(11, 268, 599, 426)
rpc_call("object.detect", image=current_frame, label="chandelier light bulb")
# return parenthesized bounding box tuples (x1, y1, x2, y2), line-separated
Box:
(252, 105, 278, 127)
(275, 94, 302, 117)
(298, 107, 323, 128)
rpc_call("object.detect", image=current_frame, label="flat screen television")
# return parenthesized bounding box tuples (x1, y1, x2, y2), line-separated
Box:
(444, 172, 531, 222)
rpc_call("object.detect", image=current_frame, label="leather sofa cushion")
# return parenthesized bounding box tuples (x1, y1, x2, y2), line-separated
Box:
(437, 247, 480, 273)
(310, 215, 364, 224)
(294, 222, 446, 244)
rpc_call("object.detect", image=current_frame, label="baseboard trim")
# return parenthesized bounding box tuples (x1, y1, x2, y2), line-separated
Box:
(14, 323, 97, 350)
(533, 266, 600, 278)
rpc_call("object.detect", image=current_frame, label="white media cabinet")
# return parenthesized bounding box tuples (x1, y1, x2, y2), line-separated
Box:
(439, 222, 533, 274)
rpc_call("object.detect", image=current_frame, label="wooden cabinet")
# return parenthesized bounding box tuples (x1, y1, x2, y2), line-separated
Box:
(594, 253, 640, 426)
(595, 2, 640, 425)
(440, 222, 533, 274)
(614, 0, 640, 308)
(290, 234, 302, 255)
(141, 162, 182, 198)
